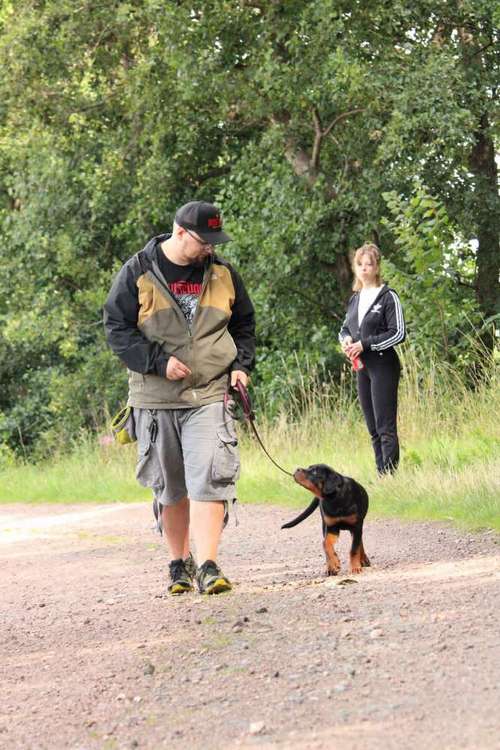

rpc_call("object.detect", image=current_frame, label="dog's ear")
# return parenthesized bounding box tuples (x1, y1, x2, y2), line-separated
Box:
(323, 472, 343, 496)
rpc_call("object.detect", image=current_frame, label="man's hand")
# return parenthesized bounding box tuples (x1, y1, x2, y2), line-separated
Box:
(166, 356, 192, 381)
(231, 369, 249, 388)
(345, 340, 363, 360)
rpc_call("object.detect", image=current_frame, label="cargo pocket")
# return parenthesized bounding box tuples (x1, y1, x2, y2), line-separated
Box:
(135, 409, 162, 492)
(212, 431, 240, 483)
(136, 445, 164, 494)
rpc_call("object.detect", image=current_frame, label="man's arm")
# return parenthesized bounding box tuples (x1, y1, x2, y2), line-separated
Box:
(103, 259, 169, 377)
(227, 268, 256, 376)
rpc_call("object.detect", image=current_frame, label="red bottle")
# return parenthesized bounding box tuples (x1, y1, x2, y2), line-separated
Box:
(352, 356, 364, 371)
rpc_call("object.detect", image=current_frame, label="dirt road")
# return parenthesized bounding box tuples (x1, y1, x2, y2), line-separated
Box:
(1, 502, 499, 750)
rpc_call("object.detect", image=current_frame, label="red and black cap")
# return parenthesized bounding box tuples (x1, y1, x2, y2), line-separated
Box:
(175, 201, 231, 245)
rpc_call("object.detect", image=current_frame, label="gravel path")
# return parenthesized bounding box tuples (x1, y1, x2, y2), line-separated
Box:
(1, 502, 499, 750)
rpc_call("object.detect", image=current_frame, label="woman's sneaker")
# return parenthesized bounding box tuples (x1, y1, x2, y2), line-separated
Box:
(196, 560, 232, 595)
(168, 558, 194, 595)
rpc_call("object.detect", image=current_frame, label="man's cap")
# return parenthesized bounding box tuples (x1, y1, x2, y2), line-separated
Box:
(175, 201, 231, 244)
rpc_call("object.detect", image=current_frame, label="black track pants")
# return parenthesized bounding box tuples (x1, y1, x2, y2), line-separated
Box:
(356, 349, 401, 474)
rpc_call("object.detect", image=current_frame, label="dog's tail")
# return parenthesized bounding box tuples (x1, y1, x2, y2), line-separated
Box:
(281, 497, 319, 529)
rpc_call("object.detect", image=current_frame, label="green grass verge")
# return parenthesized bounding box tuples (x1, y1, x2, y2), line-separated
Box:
(236, 422, 500, 531)
(0, 419, 498, 531)
(0, 443, 150, 504)
(0, 355, 499, 531)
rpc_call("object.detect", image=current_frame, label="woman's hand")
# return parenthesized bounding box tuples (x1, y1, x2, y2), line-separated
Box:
(341, 336, 353, 358)
(345, 340, 363, 359)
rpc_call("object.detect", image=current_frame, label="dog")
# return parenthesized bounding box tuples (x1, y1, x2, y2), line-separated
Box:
(282, 463, 370, 575)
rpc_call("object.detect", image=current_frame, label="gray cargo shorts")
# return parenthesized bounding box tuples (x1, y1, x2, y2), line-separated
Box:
(133, 401, 240, 512)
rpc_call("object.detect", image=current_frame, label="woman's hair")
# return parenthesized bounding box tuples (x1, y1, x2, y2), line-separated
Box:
(351, 243, 382, 291)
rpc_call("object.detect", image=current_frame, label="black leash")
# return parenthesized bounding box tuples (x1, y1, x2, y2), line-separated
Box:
(225, 381, 294, 478)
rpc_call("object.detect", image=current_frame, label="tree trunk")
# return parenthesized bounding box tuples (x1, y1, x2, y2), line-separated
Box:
(469, 113, 500, 324)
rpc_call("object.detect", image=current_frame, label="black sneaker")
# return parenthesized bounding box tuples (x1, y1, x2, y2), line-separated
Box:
(184, 551, 197, 580)
(196, 560, 232, 595)
(168, 558, 194, 595)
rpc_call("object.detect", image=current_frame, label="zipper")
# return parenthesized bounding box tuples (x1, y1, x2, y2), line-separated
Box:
(146, 262, 194, 386)
(147, 257, 212, 396)
(191, 257, 212, 328)
(189, 330, 197, 400)
(188, 259, 213, 398)
(149, 261, 183, 313)
(188, 260, 212, 399)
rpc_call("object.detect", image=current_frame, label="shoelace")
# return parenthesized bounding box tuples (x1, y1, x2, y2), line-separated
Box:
(170, 559, 188, 579)
(198, 560, 221, 579)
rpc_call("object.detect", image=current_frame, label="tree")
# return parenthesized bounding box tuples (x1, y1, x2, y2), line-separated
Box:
(0, 0, 497, 455)
(349, 0, 499, 321)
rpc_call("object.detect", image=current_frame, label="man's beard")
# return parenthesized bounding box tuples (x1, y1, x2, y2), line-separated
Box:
(192, 251, 212, 266)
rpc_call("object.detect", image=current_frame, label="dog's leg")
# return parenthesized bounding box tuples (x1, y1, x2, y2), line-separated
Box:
(349, 525, 364, 574)
(323, 526, 341, 576)
(360, 541, 371, 567)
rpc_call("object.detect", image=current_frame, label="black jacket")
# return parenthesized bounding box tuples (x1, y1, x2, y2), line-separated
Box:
(338, 285, 405, 354)
(103, 235, 255, 408)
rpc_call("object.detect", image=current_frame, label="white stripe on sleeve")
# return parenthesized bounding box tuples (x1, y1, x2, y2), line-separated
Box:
(372, 291, 405, 350)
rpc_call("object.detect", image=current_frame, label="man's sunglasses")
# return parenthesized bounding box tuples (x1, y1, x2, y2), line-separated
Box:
(185, 228, 213, 249)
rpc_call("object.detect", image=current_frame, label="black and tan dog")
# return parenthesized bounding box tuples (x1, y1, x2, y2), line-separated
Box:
(282, 464, 370, 575)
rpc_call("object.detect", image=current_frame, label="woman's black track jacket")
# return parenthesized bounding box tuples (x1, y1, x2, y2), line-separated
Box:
(338, 284, 406, 357)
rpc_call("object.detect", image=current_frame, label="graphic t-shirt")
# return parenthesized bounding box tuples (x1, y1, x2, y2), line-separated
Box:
(156, 250, 204, 329)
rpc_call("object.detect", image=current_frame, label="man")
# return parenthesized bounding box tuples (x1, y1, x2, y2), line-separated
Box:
(103, 201, 255, 595)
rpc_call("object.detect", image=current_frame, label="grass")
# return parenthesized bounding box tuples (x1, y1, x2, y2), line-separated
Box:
(236, 415, 500, 531)
(0, 442, 150, 504)
(0, 350, 499, 531)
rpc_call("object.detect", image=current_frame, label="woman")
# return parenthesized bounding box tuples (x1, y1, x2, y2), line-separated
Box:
(339, 243, 405, 475)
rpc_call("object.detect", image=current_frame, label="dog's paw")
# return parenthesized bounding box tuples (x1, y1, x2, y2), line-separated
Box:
(349, 565, 363, 575)
(326, 565, 340, 576)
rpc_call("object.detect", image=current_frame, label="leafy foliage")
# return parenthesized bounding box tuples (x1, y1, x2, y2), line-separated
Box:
(0, 0, 498, 455)
(382, 183, 483, 367)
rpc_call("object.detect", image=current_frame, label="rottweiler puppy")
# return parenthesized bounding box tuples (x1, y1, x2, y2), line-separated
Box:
(282, 463, 370, 575)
